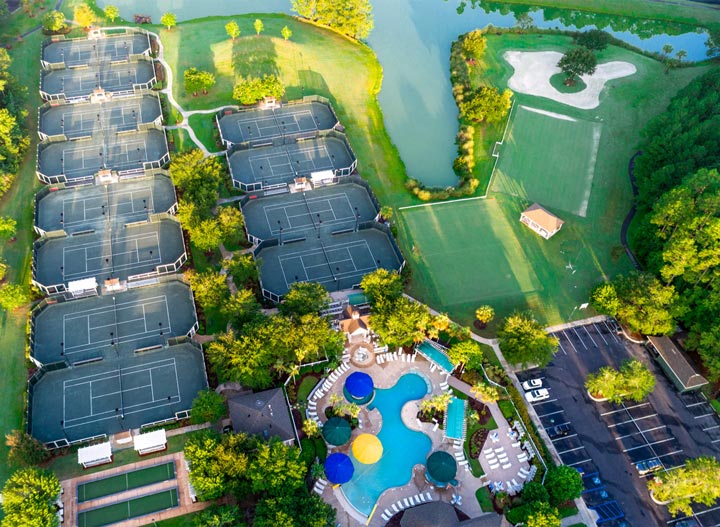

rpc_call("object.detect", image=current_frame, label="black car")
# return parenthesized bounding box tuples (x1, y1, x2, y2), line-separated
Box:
(548, 423, 571, 438)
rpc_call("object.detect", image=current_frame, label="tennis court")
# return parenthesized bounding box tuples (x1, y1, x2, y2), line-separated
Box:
(39, 94, 162, 140)
(257, 226, 402, 297)
(77, 488, 179, 527)
(31, 280, 198, 366)
(492, 105, 602, 218)
(77, 462, 175, 503)
(242, 183, 378, 242)
(228, 136, 355, 189)
(37, 129, 168, 183)
(41, 60, 156, 100)
(218, 101, 338, 145)
(35, 174, 177, 235)
(34, 218, 185, 288)
(43, 33, 151, 68)
(30, 342, 207, 443)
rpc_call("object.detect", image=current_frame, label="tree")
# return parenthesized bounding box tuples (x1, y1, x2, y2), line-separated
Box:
(191, 389, 227, 424)
(281, 25, 292, 41)
(576, 29, 610, 51)
(0, 257, 8, 282)
(161, 12, 176, 31)
(649, 456, 720, 516)
(217, 205, 244, 243)
(223, 289, 261, 329)
(184, 68, 203, 97)
(254, 18, 264, 36)
(590, 273, 681, 336)
(371, 296, 432, 348)
(0, 284, 29, 311)
(255, 490, 335, 527)
(585, 359, 655, 403)
(470, 382, 500, 403)
(279, 282, 329, 318)
(447, 340, 483, 370)
(5, 430, 50, 467)
(194, 504, 246, 527)
(189, 218, 224, 253)
(227, 254, 258, 289)
(662, 44, 675, 73)
(42, 10, 66, 32)
(302, 418, 320, 438)
(185, 269, 230, 311)
(292, 0, 374, 40)
(461, 29, 486, 57)
(379, 205, 393, 222)
(475, 305, 495, 325)
(521, 481, 549, 504)
(225, 20, 240, 41)
(169, 149, 223, 216)
(1, 467, 60, 527)
(247, 440, 306, 494)
(0, 215, 16, 239)
(544, 465, 583, 506)
(526, 501, 562, 527)
(232, 75, 285, 105)
(360, 268, 403, 306)
(74, 3, 96, 28)
(515, 12, 535, 32)
(675, 49, 687, 64)
(706, 30, 720, 57)
(498, 312, 558, 367)
(104, 4, 120, 22)
(420, 392, 452, 414)
(197, 70, 216, 94)
(459, 86, 513, 124)
(557, 47, 597, 85)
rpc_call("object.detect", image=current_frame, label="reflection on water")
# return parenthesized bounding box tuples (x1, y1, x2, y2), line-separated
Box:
(97, 0, 710, 186)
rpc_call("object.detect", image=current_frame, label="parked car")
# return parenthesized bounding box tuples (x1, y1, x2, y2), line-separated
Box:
(672, 520, 699, 527)
(522, 378, 543, 391)
(548, 423, 571, 438)
(525, 388, 550, 403)
(635, 458, 662, 475)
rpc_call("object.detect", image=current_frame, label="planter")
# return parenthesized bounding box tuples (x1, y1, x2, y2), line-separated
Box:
(587, 390, 609, 402)
(649, 490, 674, 506)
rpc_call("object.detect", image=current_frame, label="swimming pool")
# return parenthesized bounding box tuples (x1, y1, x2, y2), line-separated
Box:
(416, 341, 455, 373)
(341, 372, 432, 516)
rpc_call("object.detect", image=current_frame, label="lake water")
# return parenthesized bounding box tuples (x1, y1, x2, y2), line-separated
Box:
(99, 0, 710, 186)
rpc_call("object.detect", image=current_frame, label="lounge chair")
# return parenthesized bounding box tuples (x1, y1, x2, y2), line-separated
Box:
(418, 494, 425, 502)
(392, 504, 399, 513)
(385, 508, 392, 517)
(382, 513, 390, 521)
(409, 496, 415, 505)
(425, 492, 432, 501)
(403, 498, 410, 507)
(502, 463, 512, 469)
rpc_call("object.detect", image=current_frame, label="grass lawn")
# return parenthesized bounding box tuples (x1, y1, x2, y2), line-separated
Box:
(187, 113, 222, 153)
(157, 14, 412, 209)
(296, 376, 319, 402)
(150, 512, 200, 527)
(475, 486, 494, 513)
(400, 33, 712, 328)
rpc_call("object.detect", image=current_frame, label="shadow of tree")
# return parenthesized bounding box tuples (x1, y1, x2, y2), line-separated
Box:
(232, 35, 279, 79)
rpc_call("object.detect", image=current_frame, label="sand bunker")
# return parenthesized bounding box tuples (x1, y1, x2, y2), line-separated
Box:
(504, 50, 636, 110)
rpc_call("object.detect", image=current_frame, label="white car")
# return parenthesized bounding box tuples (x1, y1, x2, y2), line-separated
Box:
(525, 388, 550, 403)
(522, 378, 543, 391)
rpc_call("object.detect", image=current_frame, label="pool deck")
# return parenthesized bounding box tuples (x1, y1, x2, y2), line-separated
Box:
(60, 451, 213, 526)
(312, 347, 516, 527)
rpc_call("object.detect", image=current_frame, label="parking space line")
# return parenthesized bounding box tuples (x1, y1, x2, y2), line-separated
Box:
(694, 412, 715, 419)
(712, 438, 720, 443)
(533, 398, 558, 407)
(602, 320, 620, 342)
(608, 414, 659, 427)
(615, 424, 666, 439)
(552, 433, 578, 442)
(685, 401, 709, 408)
(563, 331, 579, 353)
(703, 424, 720, 431)
(557, 446, 586, 455)
(537, 409, 564, 418)
(572, 326, 588, 350)
(656, 449, 683, 459)
(594, 323, 609, 345)
(623, 437, 675, 452)
(557, 340, 567, 355)
(567, 458, 591, 467)
(602, 402, 650, 416)
(582, 325, 598, 347)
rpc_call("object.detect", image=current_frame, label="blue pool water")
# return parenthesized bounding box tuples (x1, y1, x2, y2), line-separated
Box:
(341, 373, 432, 516)
(416, 341, 455, 373)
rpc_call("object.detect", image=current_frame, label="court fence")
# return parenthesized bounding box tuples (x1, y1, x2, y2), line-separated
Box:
(216, 94, 341, 148)
(228, 129, 359, 192)
(31, 213, 186, 296)
(41, 28, 152, 70)
(39, 57, 158, 104)
(38, 93, 163, 142)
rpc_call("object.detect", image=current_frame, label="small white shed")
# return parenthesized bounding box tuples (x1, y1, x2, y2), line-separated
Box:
(77, 442, 113, 468)
(133, 429, 167, 455)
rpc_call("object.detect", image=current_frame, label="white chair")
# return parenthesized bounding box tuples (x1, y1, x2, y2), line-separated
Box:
(409, 496, 415, 505)
(425, 492, 432, 501)
(489, 463, 499, 469)
(382, 513, 390, 521)
(392, 504, 400, 513)
(502, 463, 512, 469)
(384, 508, 392, 517)
(403, 498, 410, 507)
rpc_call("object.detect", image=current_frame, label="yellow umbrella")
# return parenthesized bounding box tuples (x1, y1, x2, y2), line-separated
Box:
(352, 433, 383, 464)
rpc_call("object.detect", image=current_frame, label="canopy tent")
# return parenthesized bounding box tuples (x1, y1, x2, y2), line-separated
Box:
(425, 450, 457, 485)
(352, 433, 383, 464)
(345, 372, 374, 399)
(133, 429, 167, 455)
(323, 417, 352, 446)
(78, 442, 112, 468)
(324, 452, 355, 484)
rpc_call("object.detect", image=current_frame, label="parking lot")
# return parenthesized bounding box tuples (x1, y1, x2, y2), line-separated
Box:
(519, 319, 720, 526)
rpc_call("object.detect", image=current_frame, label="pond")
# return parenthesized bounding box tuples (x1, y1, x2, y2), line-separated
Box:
(99, 0, 711, 186)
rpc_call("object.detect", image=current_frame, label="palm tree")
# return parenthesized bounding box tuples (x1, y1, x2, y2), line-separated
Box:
(676, 49, 687, 64)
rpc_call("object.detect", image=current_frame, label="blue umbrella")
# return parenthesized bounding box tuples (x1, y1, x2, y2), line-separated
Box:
(324, 452, 354, 484)
(345, 371, 374, 399)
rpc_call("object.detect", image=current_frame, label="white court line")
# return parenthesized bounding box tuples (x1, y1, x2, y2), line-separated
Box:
(64, 357, 175, 385)
(93, 383, 152, 398)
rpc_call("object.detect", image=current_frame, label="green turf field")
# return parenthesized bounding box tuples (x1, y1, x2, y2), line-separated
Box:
(402, 33, 712, 328)
(77, 462, 176, 503)
(77, 488, 179, 527)
(492, 105, 601, 217)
